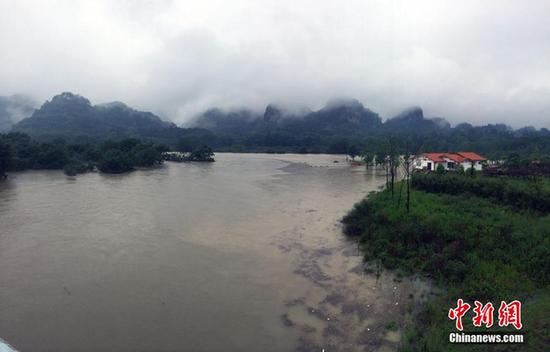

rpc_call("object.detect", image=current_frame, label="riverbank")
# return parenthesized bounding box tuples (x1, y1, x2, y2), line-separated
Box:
(342, 175, 549, 351)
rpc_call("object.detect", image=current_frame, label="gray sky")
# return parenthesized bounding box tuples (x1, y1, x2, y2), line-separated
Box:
(1, 0, 549, 128)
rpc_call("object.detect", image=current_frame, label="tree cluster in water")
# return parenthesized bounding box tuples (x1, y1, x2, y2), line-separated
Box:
(164, 145, 215, 163)
(0, 132, 215, 177)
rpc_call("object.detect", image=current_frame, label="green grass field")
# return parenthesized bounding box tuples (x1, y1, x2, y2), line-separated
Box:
(343, 176, 549, 351)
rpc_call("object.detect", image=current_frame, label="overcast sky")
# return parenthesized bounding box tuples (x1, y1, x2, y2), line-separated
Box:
(1, 0, 549, 127)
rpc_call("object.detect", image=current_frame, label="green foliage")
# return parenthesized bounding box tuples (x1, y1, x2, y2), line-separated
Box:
(97, 149, 134, 173)
(362, 151, 375, 167)
(132, 143, 163, 167)
(347, 144, 360, 160)
(0, 139, 10, 177)
(386, 321, 398, 331)
(343, 180, 550, 351)
(436, 163, 445, 175)
(0, 132, 166, 175)
(164, 145, 216, 163)
(188, 145, 215, 162)
(412, 173, 550, 212)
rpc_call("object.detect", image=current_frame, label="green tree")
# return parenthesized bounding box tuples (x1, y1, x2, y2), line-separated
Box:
(188, 145, 215, 162)
(362, 151, 375, 169)
(132, 145, 163, 167)
(35, 144, 68, 169)
(436, 163, 445, 175)
(0, 139, 11, 178)
(97, 149, 134, 173)
(347, 144, 360, 160)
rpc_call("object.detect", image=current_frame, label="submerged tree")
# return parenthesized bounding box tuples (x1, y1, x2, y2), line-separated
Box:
(0, 140, 11, 179)
(347, 144, 360, 161)
(188, 145, 215, 162)
(362, 150, 375, 169)
(97, 149, 134, 173)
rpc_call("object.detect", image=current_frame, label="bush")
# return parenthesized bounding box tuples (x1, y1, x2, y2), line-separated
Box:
(97, 150, 134, 173)
(187, 145, 215, 162)
(342, 186, 550, 351)
(412, 173, 550, 213)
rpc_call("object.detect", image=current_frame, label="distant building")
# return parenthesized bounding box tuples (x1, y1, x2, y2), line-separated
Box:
(415, 152, 486, 172)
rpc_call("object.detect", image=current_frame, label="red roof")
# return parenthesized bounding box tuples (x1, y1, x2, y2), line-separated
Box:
(423, 153, 465, 163)
(456, 152, 486, 161)
(423, 153, 445, 162)
(423, 152, 485, 163)
(444, 154, 466, 163)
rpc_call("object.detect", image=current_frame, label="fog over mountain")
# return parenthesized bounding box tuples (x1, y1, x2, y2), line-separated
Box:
(0, 95, 37, 132)
(1, 1, 550, 128)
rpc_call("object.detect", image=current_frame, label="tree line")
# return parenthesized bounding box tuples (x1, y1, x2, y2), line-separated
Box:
(0, 132, 215, 177)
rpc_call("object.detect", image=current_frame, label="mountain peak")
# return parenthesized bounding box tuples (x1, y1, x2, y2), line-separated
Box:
(13, 93, 174, 137)
(392, 106, 424, 121)
(323, 98, 364, 111)
(50, 92, 91, 105)
(264, 104, 283, 122)
(96, 101, 131, 111)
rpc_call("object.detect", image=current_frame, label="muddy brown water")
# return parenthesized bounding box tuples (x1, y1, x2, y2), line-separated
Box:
(0, 153, 430, 352)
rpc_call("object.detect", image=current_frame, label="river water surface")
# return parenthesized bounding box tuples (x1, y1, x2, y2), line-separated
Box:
(0, 153, 428, 352)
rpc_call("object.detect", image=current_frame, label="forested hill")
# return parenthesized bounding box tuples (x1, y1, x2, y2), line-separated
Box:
(193, 99, 383, 136)
(189, 101, 550, 157)
(7, 92, 550, 157)
(13, 92, 180, 140)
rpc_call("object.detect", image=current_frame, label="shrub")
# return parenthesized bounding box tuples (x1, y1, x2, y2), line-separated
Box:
(97, 149, 134, 173)
(412, 173, 550, 213)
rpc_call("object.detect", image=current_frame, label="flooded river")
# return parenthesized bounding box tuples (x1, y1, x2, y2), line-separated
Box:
(0, 154, 428, 352)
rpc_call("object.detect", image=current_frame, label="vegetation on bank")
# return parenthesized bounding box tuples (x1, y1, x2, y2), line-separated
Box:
(165, 145, 215, 162)
(412, 173, 550, 212)
(0, 132, 215, 177)
(343, 173, 549, 351)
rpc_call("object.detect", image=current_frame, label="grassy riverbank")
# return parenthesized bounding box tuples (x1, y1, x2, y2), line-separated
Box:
(343, 174, 549, 351)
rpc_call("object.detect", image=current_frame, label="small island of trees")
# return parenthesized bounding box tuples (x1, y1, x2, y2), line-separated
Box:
(0, 132, 216, 178)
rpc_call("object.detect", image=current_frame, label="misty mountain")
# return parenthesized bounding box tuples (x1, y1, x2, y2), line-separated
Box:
(382, 107, 450, 133)
(193, 108, 263, 134)
(5, 92, 549, 157)
(192, 99, 382, 136)
(0, 95, 37, 132)
(13, 92, 178, 139)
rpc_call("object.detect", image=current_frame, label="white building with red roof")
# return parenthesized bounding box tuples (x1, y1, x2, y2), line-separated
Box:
(415, 152, 486, 172)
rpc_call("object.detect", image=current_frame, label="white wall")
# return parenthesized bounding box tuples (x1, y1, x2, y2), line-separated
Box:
(415, 155, 485, 171)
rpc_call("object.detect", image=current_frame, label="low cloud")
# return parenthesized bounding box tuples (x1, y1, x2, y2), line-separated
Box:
(1, 0, 549, 127)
